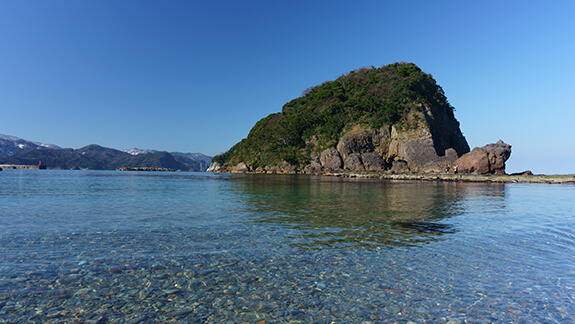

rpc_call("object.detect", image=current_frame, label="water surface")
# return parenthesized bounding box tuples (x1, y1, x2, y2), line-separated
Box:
(1, 170, 574, 323)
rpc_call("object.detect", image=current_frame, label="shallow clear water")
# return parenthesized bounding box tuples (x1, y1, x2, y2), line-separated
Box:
(1, 170, 574, 323)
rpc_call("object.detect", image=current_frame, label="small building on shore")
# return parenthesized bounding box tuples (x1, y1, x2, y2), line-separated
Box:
(0, 164, 47, 170)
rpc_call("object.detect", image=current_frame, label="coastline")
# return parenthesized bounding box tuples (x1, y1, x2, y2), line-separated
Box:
(322, 172, 575, 184)
(212, 168, 575, 184)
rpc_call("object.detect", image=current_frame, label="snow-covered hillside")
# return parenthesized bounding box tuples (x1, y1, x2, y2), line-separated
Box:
(0, 134, 61, 157)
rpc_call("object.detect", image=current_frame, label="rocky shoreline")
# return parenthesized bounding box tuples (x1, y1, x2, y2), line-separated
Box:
(322, 171, 575, 184)
(209, 167, 575, 184)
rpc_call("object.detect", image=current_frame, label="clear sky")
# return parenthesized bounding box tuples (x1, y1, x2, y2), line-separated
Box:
(1, 1, 574, 174)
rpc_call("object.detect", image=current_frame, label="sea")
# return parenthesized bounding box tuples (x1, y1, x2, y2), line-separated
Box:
(0, 170, 574, 323)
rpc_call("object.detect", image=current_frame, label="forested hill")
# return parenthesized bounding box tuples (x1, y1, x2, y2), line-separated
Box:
(0, 141, 211, 171)
(211, 62, 469, 173)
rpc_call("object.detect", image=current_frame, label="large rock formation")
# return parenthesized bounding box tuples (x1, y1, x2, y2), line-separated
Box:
(454, 140, 511, 175)
(209, 63, 471, 174)
(322, 102, 469, 174)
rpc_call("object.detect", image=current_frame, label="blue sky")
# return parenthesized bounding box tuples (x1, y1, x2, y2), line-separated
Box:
(1, 1, 573, 174)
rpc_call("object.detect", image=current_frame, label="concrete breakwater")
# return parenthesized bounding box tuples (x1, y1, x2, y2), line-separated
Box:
(0, 164, 46, 170)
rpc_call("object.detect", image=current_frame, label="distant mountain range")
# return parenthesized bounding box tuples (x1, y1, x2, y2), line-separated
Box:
(0, 134, 212, 171)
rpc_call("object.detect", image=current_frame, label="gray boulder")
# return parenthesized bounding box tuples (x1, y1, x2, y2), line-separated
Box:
(361, 152, 386, 171)
(320, 148, 343, 171)
(343, 153, 365, 171)
(304, 160, 323, 174)
(279, 161, 297, 174)
(391, 160, 409, 173)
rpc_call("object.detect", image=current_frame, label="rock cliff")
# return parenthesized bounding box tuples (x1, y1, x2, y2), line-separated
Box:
(210, 62, 470, 174)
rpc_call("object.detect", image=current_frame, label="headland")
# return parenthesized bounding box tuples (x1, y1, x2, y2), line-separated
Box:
(208, 63, 571, 181)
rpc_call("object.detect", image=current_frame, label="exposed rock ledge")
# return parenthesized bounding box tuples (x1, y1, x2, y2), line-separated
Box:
(205, 163, 575, 184)
(324, 172, 575, 184)
(209, 139, 513, 176)
(210, 113, 475, 175)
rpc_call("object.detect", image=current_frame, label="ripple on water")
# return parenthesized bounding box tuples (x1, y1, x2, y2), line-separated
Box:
(0, 172, 574, 323)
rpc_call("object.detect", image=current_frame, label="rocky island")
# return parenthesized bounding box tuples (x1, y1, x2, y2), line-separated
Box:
(209, 63, 493, 172)
(208, 62, 573, 183)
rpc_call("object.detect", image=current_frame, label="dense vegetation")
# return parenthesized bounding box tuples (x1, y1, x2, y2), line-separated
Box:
(213, 62, 455, 169)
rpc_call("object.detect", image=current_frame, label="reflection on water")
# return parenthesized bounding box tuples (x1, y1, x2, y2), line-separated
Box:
(227, 174, 507, 249)
(2, 171, 573, 323)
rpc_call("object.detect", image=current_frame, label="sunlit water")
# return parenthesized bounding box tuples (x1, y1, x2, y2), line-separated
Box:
(0, 170, 574, 323)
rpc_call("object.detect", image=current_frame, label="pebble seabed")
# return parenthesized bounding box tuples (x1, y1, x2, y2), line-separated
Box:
(1, 234, 573, 324)
(1, 171, 574, 323)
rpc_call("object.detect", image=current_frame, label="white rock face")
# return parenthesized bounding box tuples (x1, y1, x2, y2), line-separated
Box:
(206, 162, 221, 172)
